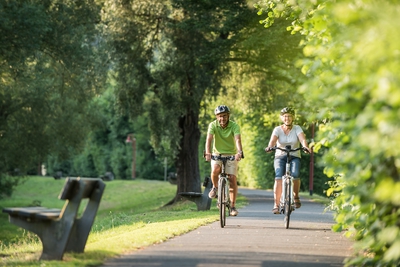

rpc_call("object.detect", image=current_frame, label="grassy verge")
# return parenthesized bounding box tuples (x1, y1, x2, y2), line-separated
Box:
(0, 177, 247, 267)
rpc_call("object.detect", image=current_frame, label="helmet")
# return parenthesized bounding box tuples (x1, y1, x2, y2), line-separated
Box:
(214, 105, 230, 115)
(280, 107, 295, 116)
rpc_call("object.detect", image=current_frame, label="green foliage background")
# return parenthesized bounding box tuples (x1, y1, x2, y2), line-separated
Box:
(256, 0, 400, 265)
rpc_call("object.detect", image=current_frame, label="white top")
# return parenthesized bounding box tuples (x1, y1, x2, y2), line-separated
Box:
(272, 125, 303, 158)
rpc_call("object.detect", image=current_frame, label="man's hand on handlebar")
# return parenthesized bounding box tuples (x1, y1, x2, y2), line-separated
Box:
(204, 151, 211, 162)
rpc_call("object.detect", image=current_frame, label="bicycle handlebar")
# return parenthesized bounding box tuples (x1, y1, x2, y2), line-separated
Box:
(203, 150, 244, 160)
(266, 146, 308, 154)
(210, 155, 236, 161)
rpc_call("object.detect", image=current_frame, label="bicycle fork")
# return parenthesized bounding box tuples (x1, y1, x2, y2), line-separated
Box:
(218, 175, 230, 208)
(280, 163, 294, 213)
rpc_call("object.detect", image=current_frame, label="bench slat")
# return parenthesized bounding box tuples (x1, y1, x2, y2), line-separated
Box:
(3, 207, 48, 215)
(2, 207, 61, 220)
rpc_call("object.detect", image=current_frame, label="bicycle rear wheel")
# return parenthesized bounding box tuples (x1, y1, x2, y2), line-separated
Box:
(219, 178, 227, 228)
(284, 179, 292, 229)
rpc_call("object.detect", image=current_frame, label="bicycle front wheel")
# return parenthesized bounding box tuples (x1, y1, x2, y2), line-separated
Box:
(219, 178, 227, 228)
(284, 179, 292, 229)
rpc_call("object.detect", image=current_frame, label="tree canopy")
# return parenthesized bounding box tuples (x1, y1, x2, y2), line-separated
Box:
(0, 0, 108, 196)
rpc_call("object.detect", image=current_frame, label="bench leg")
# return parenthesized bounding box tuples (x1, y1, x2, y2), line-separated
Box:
(182, 194, 212, 211)
(201, 180, 212, 211)
(65, 183, 105, 253)
(196, 195, 212, 211)
(8, 217, 74, 260)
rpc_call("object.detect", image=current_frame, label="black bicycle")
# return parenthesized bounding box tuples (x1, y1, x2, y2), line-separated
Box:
(268, 145, 307, 229)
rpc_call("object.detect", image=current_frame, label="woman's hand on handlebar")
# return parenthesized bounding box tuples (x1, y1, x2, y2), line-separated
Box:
(265, 146, 275, 153)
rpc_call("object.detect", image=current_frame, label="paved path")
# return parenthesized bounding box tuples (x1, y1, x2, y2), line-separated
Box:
(102, 188, 353, 267)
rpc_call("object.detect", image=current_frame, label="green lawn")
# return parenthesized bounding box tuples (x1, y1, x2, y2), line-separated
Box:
(0, 177, 247, 267)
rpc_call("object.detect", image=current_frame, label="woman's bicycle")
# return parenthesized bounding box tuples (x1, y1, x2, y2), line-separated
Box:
(210, 154, 236, 228)
(268, 145, 307, 229)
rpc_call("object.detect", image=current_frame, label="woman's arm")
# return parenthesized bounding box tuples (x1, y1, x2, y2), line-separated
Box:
(297, 132, 311, 153)
(265, 134, 278, 152)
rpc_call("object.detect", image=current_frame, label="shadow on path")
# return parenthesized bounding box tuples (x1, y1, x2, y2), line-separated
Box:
(101, 187, 353, 267)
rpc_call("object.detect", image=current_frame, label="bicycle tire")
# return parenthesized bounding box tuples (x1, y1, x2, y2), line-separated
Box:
(219, 178, 227, 228)
(284, 178, 291, 229)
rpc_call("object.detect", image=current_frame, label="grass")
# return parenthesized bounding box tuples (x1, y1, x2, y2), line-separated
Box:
(0, 176, 247, 267)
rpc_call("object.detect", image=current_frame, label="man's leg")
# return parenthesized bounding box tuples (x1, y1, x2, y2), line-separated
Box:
(229, 174, 238, 216)
(229, 175, 238, 207)
(208, 164, 220, 198)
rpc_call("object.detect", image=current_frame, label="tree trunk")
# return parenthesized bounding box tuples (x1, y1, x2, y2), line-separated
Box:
(175, 109, 201, 195)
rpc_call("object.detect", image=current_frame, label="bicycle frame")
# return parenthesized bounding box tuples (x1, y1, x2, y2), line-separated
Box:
(280, 153, 294, 214)
(211, 154, 235, 228)
(270, 145, 305, 229)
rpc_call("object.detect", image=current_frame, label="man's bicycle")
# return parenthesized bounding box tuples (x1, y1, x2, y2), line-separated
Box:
(268, 145, 307, 229)
(210, 154, 236, 228)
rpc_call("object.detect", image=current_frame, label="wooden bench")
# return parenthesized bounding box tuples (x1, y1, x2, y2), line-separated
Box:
(2, 177, 106, 261)
(178, 177, 212, 211)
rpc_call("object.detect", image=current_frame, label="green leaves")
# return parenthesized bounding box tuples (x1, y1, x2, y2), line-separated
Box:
(0, 0, 108, 175)
(257, 0, 400, 265)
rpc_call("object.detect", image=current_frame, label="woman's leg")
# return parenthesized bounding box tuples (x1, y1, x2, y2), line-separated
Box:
(293, 179, 301, 199)
(274, 179, 282, 208)
(291, 157, 301, 208)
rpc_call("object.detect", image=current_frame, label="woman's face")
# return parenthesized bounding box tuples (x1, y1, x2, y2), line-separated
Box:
(281, 113, 294, 126)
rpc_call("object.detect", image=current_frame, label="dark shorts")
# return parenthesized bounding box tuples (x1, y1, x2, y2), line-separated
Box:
(274, 156, 301, 180)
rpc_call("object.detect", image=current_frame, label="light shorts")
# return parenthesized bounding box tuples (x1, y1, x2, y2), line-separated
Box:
(274, 156, 300, 180)
(211, 154, 238, 177)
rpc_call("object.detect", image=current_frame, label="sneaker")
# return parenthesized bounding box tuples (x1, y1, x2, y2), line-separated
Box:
(272, 207, 280, 214)
(230, 207, 238, 216)
(208, 187, 217, 198)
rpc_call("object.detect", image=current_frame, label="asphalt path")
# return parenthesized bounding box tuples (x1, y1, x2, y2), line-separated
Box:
(102, 188, 353, 267)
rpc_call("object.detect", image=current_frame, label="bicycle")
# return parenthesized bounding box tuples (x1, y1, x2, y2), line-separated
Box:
(210, 154, 236, 228)
(267, 145, 307, 229)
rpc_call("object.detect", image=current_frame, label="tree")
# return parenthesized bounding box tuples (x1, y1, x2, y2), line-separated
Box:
(256, 0, 400, 265)
(0, 0, 108, 198)
(103, 0, 254, 198)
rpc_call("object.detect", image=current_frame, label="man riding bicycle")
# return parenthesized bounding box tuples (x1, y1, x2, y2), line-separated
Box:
(265, 107, 311, 214)
(204, 105, 243, 216)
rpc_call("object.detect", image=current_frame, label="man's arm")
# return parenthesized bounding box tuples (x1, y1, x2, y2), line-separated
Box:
(205, 133, 213, 162)
(234, 134, 243, 160)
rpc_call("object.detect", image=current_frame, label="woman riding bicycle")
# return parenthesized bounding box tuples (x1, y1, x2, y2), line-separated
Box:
(265, 107, 311, 214)
(205, 105, 243, 217)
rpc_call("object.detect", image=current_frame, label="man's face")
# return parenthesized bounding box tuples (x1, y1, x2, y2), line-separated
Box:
(216, 112, 229, 127)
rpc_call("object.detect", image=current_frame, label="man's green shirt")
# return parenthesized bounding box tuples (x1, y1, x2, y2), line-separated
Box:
(208, 120, 240, 154)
